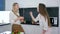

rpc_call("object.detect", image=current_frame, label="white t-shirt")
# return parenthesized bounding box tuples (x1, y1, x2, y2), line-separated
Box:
(34, 14, 48, 34)
(9, 11, 21, 25)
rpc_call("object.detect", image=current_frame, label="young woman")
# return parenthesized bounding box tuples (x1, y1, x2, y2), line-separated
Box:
(9, 3, 24, 25)
(30, 3, 51, 34)
(9, 3, 24, 34)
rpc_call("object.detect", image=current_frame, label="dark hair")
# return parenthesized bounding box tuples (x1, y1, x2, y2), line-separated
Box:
(39, 3, 51, 27)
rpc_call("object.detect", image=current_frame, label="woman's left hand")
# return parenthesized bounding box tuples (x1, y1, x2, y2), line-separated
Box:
(19, 16, 24, 22)
(29, 11, 33, 16)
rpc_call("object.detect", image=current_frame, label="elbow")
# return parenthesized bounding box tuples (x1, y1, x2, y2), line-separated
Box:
(33, 19, 37, 22)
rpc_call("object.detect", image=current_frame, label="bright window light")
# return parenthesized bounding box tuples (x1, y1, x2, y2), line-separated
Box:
(0, 11, 10, 24)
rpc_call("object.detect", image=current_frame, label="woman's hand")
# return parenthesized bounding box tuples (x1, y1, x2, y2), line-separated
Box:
(14, 16, 24, 22)
(19, 16, 24, 20)
(29, 11, 33, 16)
(19, 16, 24, 22)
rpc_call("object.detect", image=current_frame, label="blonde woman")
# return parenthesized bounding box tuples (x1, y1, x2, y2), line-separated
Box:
(30, 3, 51, 34)
(9, 3, 24, 25)
(9, 3, 24, 34)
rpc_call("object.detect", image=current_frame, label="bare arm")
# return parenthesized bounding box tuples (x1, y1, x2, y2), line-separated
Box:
(30, 11, 40, 24)
(30, 11, 39, 22)
(29, 11, 37, 22)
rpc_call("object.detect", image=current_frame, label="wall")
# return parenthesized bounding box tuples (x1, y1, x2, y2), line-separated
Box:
(5, 0, 59, 34)
(5, 0, 58, 11)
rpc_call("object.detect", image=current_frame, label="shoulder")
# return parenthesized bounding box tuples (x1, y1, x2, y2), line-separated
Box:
(40, 14, 44, 19)
(40, 14, 48, 21)
(37, 14, 40, 17)
(9, 11, 15, 17)
(9, 11, 14, 15)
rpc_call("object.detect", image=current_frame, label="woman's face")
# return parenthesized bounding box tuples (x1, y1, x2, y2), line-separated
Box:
(14, 4, 19, 10)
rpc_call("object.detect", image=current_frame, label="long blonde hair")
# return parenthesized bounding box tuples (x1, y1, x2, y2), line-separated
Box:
(12, 3, 19, 17)
(39, 3, 51, 27)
